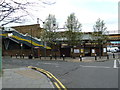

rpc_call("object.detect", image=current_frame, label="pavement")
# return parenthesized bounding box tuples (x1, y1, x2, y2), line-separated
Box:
(8, 52, 120, 63)
(2, 67, 54, 88)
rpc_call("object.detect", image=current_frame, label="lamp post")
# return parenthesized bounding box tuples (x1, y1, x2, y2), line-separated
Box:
(54, 43, 57, 60)
(38, 18, 57, 59)
(8, 32, 13, 53)
(31, 29, 33, 55)
(42, 21, 47, 59)
(44, 41, 46, 59)
(20, 43, 23, 58)
(37, 18, 46, 59)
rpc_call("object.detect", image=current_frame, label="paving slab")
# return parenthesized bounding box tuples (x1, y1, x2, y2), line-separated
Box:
(2, 67, 54, 88)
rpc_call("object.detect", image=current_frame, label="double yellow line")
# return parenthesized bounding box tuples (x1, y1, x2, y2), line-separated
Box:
(28, 66, 67, 90)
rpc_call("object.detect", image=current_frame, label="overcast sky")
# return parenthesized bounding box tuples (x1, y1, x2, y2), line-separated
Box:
(7, 0, 119, 33)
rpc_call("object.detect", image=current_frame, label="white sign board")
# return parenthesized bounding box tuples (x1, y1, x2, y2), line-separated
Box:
(74, 49, 79, 53)
(103, 48, 106, 52)
(92, 49, 95, 53)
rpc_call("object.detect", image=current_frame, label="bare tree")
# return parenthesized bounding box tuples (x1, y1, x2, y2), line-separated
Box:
(0, 0, 55, 26)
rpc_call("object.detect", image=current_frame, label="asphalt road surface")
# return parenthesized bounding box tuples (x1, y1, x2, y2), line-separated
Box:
(2, 57, 119, 88)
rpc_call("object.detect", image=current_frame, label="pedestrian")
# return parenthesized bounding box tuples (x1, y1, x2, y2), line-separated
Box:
(95, 53, 97, 60)
(79, 55, 82, 61)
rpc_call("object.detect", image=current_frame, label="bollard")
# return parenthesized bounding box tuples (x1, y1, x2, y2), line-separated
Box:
(31, 54, 33, 59)
(60, 56, 61, 59)
(50, 55, 52, 60)
(16, 54, 18, 58)
(113, 53, 115, 58)
(20, 54, 22, 58)
(118, 53, 120, 59)
(63, 54, 65, 61)
(107, 54, 109, 60)
(79, 55, 82, 61)
(73, 56, 76, 59)
(11, 55, 12, 58)
(28, 54, 33, 59)
(95, 54, 97, 61)
(55, 54, 57, 60)
(39, 55, 41, 60)
(22, 54, 24, 59)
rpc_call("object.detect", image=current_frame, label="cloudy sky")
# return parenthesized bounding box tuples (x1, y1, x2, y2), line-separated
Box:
(7, 0, 119, 33)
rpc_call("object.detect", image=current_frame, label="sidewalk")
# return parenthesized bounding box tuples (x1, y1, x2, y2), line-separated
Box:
(10, 54, 119, 63)
(2, 67, 54, 88)
(35, 55, 119, 62)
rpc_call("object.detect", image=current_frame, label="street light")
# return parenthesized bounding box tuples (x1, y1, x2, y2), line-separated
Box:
(8, 33, 13, 37)
(54, 43, 57, 60)
(44, 41, 46, 59)
(20, 43, 23, 58)
(31, 29, 33, 55)
(39, 19, 47, 59)
(28, 28, 33, 59)
(38, 18, 57, 59)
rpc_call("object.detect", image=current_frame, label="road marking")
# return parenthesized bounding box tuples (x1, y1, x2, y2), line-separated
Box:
(42, 63, 59, 65)
(80, 65, 111, 69)
(36, 68, 52, 78)
(113, 60, 118, 68)
(54, 82, 62, 90)
(42, 71, 52, 78)
(44, 63, 52, 65)
(56, 66, 59, 67)
(118, 60, 120, 64)
(28, 66, 67, 90)
(46, 71, 67, 90)
(41, 63, 60, 68)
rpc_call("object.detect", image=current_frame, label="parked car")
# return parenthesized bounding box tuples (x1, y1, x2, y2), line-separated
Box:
(107, 47, 119, 53)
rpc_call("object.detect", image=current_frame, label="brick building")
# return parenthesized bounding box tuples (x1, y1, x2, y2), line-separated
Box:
(1, 24, 110, 57)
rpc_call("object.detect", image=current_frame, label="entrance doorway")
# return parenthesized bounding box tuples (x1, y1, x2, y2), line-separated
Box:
(84, 48, 91, 56)
(33, 47, 40, 58)
(60, 47, 71, 57)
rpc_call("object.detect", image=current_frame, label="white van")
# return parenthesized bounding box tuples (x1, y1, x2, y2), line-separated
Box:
(107, 47, 119, 52)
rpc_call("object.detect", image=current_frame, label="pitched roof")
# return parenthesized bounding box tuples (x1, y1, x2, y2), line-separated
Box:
(81, 34, 96, 40)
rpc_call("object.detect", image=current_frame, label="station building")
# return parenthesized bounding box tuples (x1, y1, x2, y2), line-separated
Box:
(1, 24, 115, 58)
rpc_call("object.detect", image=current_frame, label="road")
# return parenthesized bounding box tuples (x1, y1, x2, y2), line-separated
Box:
(2, 57, 119, 88)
